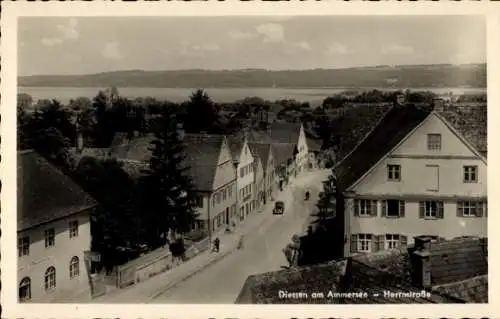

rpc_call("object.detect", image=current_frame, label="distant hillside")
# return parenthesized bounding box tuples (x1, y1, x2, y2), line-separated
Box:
(19, 64, 486, 89)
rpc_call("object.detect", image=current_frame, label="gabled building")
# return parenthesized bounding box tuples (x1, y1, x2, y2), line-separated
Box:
(251, 153, 265, 212)
(226, 135, 255, 221)
(183, 134, 238, 232)
(266, 122, 309, 178)
(239, 122, 309, 188)
(109, 132, 237, 234)
(236, 236, 487, 304)
(248, 143, 277, 203)
(18, 150, 96, 302)
(334, 103, 487, 257)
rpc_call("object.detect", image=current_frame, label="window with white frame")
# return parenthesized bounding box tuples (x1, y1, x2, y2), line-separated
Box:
(427, 134, 442, 151)
(18, 236, 30, 257)
(463, 166, 478, 183)
(357, 199, 376, 216)
(44, 228, 55, 248)
(357, 234, 372, 252)
(385, 234, 400, 250)
(19, 277, 31, 301)
(70, 256, 80, 278)
(421, 201, 444, 218)
(69, 220, 79, 238)
(44, 266, 56, 291)
(457, 201, 483, 217)
(387, 165, 401, 181)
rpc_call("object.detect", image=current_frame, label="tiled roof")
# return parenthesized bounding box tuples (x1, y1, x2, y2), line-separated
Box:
(439, 108, 487, 157)
(334, 105, 432, 191)
(235, 260, 348, 304)
(272, 144, 296, 166)
(268, 122, 302, 144)
(247, 143, 271, 168)
(110, 134, 155, 162)
(306, 138, 322, 151)
(432, 275, 488, 303)
(236, 237, 487, 304)
(182, 134, 225, 191)
(109, 133, 224, 192)
(17, 150, 97, 231)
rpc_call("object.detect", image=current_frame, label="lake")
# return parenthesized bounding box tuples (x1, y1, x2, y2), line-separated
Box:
(18, 86, 487, 105)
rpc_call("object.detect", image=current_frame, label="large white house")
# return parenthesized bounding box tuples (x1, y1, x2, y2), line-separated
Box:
(334, 103, 487, 257)
(18, 150, 96, 302)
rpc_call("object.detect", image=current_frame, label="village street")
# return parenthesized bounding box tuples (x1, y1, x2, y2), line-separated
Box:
(150, 169, 331, 304)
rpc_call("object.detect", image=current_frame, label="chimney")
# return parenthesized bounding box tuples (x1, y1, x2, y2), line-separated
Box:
(410, 236, 432, 288)
(177, 122, 185, 140)
(433, 98, 445, 112)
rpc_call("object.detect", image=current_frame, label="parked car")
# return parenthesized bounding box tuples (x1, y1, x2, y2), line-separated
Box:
(273, 201, 285, 215)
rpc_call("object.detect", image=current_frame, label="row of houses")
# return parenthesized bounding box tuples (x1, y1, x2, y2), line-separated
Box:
(105, 122, 317, 234)
(15, 121, 321, 302)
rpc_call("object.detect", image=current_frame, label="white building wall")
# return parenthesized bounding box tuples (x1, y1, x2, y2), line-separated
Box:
(18, 211, 92, 302)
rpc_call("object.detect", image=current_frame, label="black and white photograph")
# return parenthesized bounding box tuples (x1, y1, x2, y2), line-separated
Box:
(2, 2, 497, 317)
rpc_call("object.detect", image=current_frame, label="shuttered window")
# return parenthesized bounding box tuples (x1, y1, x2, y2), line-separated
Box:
(457, 201, 484, 217)
(419, 201, 444, 219)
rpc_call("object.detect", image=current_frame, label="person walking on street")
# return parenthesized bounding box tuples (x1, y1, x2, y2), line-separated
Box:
(213, 237, 220, 253)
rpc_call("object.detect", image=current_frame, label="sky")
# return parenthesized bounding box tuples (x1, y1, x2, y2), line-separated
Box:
(18, 15, 486, 76)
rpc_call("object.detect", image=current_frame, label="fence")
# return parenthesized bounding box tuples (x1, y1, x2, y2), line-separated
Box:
(115, 237, 211, 289)
(116, 246, 174, 288)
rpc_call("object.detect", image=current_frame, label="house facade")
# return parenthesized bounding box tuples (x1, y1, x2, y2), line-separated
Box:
(228, 137, 256, 221)
(180, 134, 238, 233)
(251, 153, 265, 212)
(248, 143, 277, 203)
(18, 150, 96, 302)
(335, 105, 487, 257)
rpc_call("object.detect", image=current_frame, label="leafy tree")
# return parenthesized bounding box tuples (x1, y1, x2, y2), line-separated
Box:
(17, 93, 33, 110)
(91, 90, 115, 147)
(73, 157, 144, 266)
(138, 107, 198, 248)
(22, 100, 75, 170)
(184, 89, 220, 133)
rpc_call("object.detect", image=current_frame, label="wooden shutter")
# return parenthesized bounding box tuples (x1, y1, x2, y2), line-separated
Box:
(370, 201, 378, 217)
(381, 200, 387, 217)
(371, 235, 379, 253)
(419, 201, 425, 218)
(400, 235, 408, 249)
(353, 200, 360, 216)
(399, 201, 405, 217)
(437, 201, 444, 219)
(350, 234, 357, 253)
(457, 201, 464, 217)
(376, 235, 384, 251)
(476, 202, 484, 217)
(485, 202, 488, 217)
